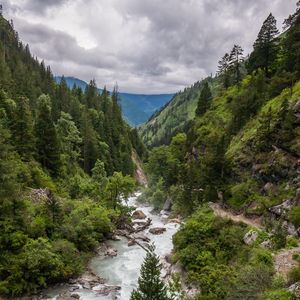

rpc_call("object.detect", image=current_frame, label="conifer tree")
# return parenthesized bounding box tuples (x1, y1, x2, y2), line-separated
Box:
(11, 96, 35, 160)
(35, 94, 60, 175)
(195, 82, 212, 116)
(218, 53, 230, 88)
(130, 244, 170, 300)
(229, 44, 244, 84)
(248, 13, 279, 76)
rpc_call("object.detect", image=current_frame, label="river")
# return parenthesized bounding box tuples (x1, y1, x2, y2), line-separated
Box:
(44, 193, 180, 300)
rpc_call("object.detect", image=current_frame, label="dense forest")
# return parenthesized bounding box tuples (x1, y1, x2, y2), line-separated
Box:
(140, 3, 300, 299)
(0, 14, 148, 296)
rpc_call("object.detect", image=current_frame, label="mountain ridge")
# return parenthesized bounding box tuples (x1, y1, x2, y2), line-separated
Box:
(55, 76, 174, 126)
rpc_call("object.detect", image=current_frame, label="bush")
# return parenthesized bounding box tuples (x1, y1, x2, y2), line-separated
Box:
(289, 206, 300, 228)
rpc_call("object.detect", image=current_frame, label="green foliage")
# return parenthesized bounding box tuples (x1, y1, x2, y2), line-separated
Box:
(289, 205, 300, 228)
(259, 289, 293, 300)
(130, 244, 171, 300)
(195, 82, 212, 116)
(105, 172, 136, 209)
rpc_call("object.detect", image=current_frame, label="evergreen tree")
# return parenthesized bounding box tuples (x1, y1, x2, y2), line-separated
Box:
(229, 44, 244, 84)
(11, 96, 35, 160)
(35, 94, 60, 175)
(218, 53, 230, 88)
(248, 13, 279, 76)
(195, 82, 212, 116)
(130, 244, 170, 300)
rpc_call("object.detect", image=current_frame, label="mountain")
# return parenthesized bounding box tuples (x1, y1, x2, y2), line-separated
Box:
(0, 14, 146, 296)
(138, 76, 220, 147)
(55, 76, 174, 126)
(141, 7, 300, 299)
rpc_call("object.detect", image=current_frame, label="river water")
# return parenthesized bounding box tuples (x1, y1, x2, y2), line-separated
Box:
(45, 194, 179, 300)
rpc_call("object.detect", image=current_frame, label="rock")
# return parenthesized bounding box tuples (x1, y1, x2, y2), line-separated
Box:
(296, 188, 300, 201)
(93, 284, 121, 295)
(105, 247, 118, 257)
(162, 198, 172, 211)
(283, 221, 298, 237)
(168, 218, 181, 224)
(132, 210, 147, 220)
(128, 239, 136, 246)
(70, 294, 80, 299)
(133, 233, 150, 242)
(269, 199, 295, 217)
(149, 227, 166, 235)
(260, 240, 272, 249)
(262, 182, 275, 195)
(288, 282, 300, 298)
(243, 230, 258, 245)
(110, 235, 121, 241)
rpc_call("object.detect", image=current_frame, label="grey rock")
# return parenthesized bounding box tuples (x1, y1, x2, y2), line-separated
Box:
(149, 227, 166, 235)
(283, 221, 298, 237)
(260, 240, 272, 249)
(269, 199, 295, 217)
(70, 294, 80, 299)
(162, 198, 172, 211)
(288, 282, 300, 298)
(243, 230, 258, 245)
(132, 210, 147, 220)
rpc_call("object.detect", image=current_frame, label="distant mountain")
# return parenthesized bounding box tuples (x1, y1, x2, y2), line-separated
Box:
(54, 76, 174, 126)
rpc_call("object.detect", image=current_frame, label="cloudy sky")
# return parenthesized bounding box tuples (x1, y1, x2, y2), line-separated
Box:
(2, 0, 296, 93)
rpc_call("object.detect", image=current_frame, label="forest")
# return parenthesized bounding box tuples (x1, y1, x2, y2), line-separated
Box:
(0, 1, 300, 300)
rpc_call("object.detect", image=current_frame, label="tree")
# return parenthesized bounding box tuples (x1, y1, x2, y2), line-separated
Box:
(195, 82, 212, 116)
(92, 159, 107, 191)
(105, 172, 135, 209)
(56, 112, 82, 169)
(130, 244, 170, 300)
(218, 53, 230, 88)
(35, 94, 60, 175)
(248, 13, 279, 76)
(229, 44, 244, 84)
(10, 96, 35, 160)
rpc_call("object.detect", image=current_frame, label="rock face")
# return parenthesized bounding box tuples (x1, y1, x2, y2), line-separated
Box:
(132, 210, 147, 220)
(149, 227, 166, 235)
(243, 230, 258, 245)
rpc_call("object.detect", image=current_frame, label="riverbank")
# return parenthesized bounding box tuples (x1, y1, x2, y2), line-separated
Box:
(38, 194, 180, 300)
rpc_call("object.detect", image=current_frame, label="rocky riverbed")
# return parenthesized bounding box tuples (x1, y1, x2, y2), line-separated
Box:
(41, 194, 181, 300)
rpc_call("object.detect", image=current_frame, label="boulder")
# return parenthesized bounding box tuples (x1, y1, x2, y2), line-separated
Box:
(260, 240, 272, 249)
(243, 230, 258, 245)
(128, 239, 136, 246)
(269, 199, 295, 217)
(283, 221, 298, 237)
(92, 284, 121, 296)
(162, 198, 172, 211)
(105, 247, 118, 257)
(133, 233, 150, 242)
(149, 227, 166, 235)
(168, 218, 181, 224)
(70, 294, 80, 299)
(262, 182, 275, 195)
(288, 282, 300, 298)
(132, 210, 147, 220)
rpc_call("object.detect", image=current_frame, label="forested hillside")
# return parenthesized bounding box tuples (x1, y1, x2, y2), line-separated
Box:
(55, 76, 174, 126)
(0, 15, 145, 296)
(141, 4, 300, 299)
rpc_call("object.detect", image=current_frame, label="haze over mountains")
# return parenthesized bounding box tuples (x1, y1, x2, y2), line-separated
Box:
(55, 76, 174, 126)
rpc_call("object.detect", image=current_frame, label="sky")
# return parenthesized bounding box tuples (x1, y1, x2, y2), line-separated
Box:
(2, 0, 297, 94)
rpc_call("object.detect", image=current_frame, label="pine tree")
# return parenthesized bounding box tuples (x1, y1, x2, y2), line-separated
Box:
(35, 94, 61, 175)
(218, 53, 230, 88)
(130, 244, 170, 300)
(195, 82, 212, 116)
(229, 44, 244, 84)
(11, 96, 35, 160)
(249, 13, 279, 76)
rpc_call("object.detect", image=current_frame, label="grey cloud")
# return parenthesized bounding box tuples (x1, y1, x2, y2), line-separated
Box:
(4, 0, 297, 93)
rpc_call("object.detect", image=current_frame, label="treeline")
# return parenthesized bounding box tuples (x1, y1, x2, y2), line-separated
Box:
(142, 3, 300, 299)
(0, 15, 144, 296)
